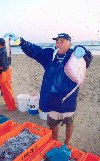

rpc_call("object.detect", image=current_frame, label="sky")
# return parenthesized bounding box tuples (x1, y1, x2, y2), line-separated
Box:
(0, 0, 100, 43)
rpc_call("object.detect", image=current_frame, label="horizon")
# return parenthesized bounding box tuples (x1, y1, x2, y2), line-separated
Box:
(10, 40, 100, 46)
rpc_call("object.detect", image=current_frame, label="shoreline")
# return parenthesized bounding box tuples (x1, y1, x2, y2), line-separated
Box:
(11, 47, 100, 56)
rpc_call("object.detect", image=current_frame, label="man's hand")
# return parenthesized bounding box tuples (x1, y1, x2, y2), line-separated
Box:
(3, 33, 21, 45)
(3, 33, 19, 41)
(74, 46, 86, 59)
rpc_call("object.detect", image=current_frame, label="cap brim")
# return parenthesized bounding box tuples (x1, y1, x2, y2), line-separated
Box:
(52, 37, 71, 41)
(52, 38, 57, 40)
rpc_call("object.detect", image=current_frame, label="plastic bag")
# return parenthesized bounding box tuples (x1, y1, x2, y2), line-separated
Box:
(64, 53, 86, 86)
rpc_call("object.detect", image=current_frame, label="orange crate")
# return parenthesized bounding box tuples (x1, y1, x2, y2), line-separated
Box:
(71, 148, 86, 161)
(29, 141, 86, 161)
(27, 140, 63, 161)
(82, 153, 100, 161)
(0, 120, 19, 137)
(0, 122, 52, 161)
(67, 145, 75, 151)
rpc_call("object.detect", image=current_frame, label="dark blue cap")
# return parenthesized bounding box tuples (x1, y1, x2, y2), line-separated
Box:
(0, 38, 5, 46)
(52, 33, 71, 41)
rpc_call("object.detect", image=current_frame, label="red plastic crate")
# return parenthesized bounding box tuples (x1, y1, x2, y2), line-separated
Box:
(71, 148, 86, 161)
(0, 122, 52, 161)
(27, 140, 86, 161)
(27, 139, 62, 161)
(0, 120, 19, 137)
(67, 145, 75, 151)
(82, 153, 100, 161)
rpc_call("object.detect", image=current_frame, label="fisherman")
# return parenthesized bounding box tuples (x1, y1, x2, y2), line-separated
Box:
(4, 33, 92, 144)
(0, 38, 16, 111)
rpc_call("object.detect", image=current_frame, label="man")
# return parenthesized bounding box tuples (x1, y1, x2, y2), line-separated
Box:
(0, 38, 16, 111)
(4, 33, 92, 144)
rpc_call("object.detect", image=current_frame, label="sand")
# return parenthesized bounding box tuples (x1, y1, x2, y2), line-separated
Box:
(0, 53, 100, 156)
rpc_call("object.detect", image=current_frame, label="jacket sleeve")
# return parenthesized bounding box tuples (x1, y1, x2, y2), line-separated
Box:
(1, 48, 9, 71)
(74, 45, 93, 68)
(19, 38, 54, 69)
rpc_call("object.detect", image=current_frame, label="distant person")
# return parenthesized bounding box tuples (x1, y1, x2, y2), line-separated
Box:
(4, 33, 92, 144)
(0, 38, 16, 111)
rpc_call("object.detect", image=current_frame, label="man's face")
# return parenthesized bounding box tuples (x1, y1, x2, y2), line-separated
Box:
(55, 38, 71, 54)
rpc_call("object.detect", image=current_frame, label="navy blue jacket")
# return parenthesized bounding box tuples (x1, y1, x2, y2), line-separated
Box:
(20, 38, 92, 113)
(0, 47, 9, 73)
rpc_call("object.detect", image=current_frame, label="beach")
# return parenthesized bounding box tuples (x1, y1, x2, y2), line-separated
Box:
(0, 52, 100, 156)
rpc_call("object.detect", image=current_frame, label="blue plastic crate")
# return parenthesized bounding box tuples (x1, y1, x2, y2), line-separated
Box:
(0, 115, 9, 124)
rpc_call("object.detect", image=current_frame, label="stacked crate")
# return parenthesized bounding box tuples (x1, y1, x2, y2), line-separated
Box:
(0, 116, 99, 161)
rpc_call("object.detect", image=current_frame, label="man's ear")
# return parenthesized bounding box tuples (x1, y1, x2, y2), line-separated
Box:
(67, 41, 72, 48)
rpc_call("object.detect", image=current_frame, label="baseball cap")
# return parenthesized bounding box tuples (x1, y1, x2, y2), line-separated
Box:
(52, 33, 71, 41)
(0, 38, 5, 46)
